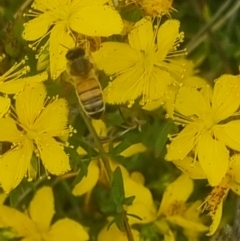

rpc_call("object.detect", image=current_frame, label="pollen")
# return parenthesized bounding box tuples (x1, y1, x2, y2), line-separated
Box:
(202, 175, 231, 217)
(139, 0, 174, 17)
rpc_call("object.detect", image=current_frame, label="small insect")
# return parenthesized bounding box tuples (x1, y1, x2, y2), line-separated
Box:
(65, 47, 105, 119)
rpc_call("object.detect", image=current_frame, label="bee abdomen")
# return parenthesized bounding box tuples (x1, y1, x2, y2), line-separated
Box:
(76, 78, 105, 119)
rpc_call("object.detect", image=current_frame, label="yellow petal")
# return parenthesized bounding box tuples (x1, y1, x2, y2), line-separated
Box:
(124, 178, 155, 208)
(22, 12, 56, 41)
(213, 121, 240, 151)
(142, 98, 164, 111)
(172, 157, 206, 179)
(37, 47, 50, 72)
(76, 146, 88, 155)
(155, 219, 175, 241)
(207, 201, 223, 236)
(0, 72, 48, 94)
(128, 18, 154, 51)
(97, 223, 140, 241)
(120, 19, 134, 35)
(47, 218, 89, 241)
(158, 174, 193, 216)
(0, 97, 10, 118)
(230, 154, 240, 183)
(162, 85, 178, 118)
(21, 237, 39, 241)
(198, 131, 229, 186)
(165, 122, 201, 161)
(127, 202, 156, 224)
(230, 181, 240, 196)
(0, 205, 37, 236)
(16, 82, 46, 128)
(130, 171, 145, 185)
(29, 186, 55, 231)
(0, 139, 33, 193)
(141, 68, 174, 103)
(70, 5, 123, 36)
(120, 143, 147, 157)
(157, 20, 180, 60)
(175, 86, 211, 117)
(93, 42, 140, 75)
(72, 160, 99, 196)
(33, 98, 69, 137)
(109, 160, 129, 178)
(166, 215, 208, 233)
(71, 0, 108, 10)
(184, 200, 203, 220)
(183, 76, 208, 88)
(36, 135, 71, 175)
(123, 177, 156, 225)
(0, 193, 7, 204)
(0, 118, 22, 142)
(103, 65, 144, 104)
(143, 83, 176, 114)
(33, 0, 69, 11)
(212, 75, 240, 122)
(49, 23, 75, 79)
(92, 119, 107, 137)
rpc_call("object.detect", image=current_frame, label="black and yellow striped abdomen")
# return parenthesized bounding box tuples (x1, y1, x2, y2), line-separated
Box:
(75, 77, 105, 119)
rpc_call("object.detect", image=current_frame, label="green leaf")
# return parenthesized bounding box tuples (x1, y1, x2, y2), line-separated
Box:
(123, 195, 135, 206)
(111, 167, 124, 200)
(71, 159, 89, 187)
(127, 212, 142, 221)
(114, 214, 126, 232)
(154, 120, 178, 158)
(111, 167, 125, 213)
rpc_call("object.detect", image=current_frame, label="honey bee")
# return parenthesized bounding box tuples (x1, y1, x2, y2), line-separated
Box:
(65, 47, 105, 119)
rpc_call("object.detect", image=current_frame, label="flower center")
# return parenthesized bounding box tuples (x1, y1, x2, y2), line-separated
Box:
(203, 113, 215, 131)
(26, 129, 38, 140)
(142, 49, 156, 76)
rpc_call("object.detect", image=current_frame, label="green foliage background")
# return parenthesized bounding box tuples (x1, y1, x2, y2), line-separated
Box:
(1, 0, 240, 241)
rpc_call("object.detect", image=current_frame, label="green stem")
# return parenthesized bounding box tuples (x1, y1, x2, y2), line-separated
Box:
(75, 95, 112, 183)
(75, 90, 134, 241)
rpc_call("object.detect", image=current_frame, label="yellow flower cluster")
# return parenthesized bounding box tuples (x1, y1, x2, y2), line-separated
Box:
(0, 186, 89, 241)
(0, 82, 72, 193)
(0, 0, 240, 240)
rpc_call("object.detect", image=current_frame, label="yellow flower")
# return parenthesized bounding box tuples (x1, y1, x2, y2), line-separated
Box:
(72, 160, 129, 196)
(202, 154, 240, 235)
(139, 0, 174, 17)
(93, 18, 185, 107)
(73, 119, 147, 196)
(166, 74, 240, 186)
(124, 172, 157, 225)
(157, 174, 208, 239)
(202, 176, 230, 236)
(0, 57, 48, 94)
(172, 156, 207, 180)
(143, 59, 208, 117)
(0, 97, 10, 118)
(73, 160, 156, 224)
(158, 174, 193, 217)
(0, 192, 7, 205)
(0, 186, 89, 241)
(22, 0, 123, 79)
(98, 222, 140, 241)
(119, 143, 147, 157)
(0, 82, 71, 193)
(72, 160, 100, 196)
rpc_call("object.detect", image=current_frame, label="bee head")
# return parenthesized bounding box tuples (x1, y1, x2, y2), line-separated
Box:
(66, 48, 85, 60)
